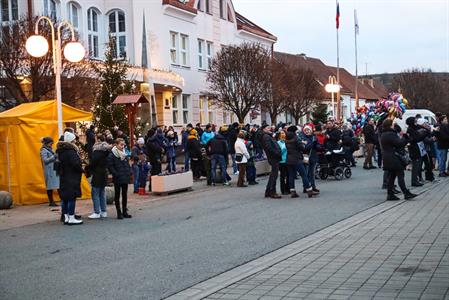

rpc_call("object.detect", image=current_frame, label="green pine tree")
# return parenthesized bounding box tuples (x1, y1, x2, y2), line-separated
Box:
(311, 104, 329, 125)
(92, 37, 131, 133)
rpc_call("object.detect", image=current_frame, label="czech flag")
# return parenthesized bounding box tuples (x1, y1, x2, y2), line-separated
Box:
(336, 1, 340, 29)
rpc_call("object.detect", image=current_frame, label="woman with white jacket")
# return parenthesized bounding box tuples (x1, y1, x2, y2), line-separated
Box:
(234, 131, 251, 187)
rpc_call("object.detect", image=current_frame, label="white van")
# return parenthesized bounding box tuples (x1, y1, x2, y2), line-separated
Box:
(394, 109, 437, 132)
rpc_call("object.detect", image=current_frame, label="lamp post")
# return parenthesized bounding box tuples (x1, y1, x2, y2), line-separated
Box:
(25, 16, 85, 137)
(325, 75, 341, 120)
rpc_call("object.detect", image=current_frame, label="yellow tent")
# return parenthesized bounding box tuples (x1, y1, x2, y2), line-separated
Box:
(0, 100, 92, 205)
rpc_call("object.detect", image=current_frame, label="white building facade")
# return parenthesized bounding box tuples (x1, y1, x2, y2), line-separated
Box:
(3, 0, 277, 128)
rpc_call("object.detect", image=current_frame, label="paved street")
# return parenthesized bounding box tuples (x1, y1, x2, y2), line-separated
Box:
(0, 166, 442, 300)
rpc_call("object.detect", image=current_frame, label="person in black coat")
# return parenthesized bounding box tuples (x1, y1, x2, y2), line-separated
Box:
(435, 115, 449, 177)
(108, 138, 132, 219)
(207, 128, 230, 185)
(324, 120, 342, 152)
(342, 124, 356, 167)
(381, 119, 417, 201)
(406, 117, 427, 186)
(56, 131, 84, 225)
(187, 129, 203, 180)
(227, 122, 239, 174)
(260, 124, 282, 198)
(362, 118, 376, 169)
(146, 128, 163, 177)
(85, 125, 96, 161)
(87, 134, 111, 219)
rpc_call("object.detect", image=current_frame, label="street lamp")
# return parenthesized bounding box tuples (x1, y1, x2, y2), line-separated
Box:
(325, 75, 341, 119)
(25, 16, 85, 137)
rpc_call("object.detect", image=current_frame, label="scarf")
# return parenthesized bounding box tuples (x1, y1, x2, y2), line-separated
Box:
(112, 146, 127, 161)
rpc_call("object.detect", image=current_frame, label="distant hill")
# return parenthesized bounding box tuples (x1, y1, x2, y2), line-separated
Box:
(361, 72, 449, 91)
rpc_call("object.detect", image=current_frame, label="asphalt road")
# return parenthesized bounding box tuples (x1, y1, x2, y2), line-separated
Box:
(0, 166, 395, 300)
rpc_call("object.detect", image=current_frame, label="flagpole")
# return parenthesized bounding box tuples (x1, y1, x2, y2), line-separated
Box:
(336, 0, 341, 122)
(354, 9, 359, 109)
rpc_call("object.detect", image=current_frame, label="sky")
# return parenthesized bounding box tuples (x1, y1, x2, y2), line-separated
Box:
(233, 0, 449, 75)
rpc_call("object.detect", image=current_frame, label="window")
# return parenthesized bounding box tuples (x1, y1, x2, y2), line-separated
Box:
(170, 31, 178, 64)
(87, 8, 99, 58)
(44, 0, 58, 21)
(180, 34, 189, 66)
(182, 94, 190, 124)
(172, 95, 179, 124)
(199, 96, 214, 124)
(205, 0, 211, 14)
(208, 99, 215, 123)
(108, 10, 126, 59)
(219, 0, 225, 18)
(197, 39, 204, 69)
(68, 2, 79, 29)
(206, 42, 213, 70)
(0, 0, 18, 23)
(223, 111, 228, 125)
(199, 96, 206, 125)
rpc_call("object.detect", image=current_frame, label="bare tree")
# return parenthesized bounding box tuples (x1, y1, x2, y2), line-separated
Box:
(392, 68, 449, 114)
(0, 16, 94, 109)
(260, 59, 289, 125)
(286, 66, 324, 125)
(207, 43, 272, 123)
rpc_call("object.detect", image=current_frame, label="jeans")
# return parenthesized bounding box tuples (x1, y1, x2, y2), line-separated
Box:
(61, 197, 76, 215)
(211, 154, 228, 184)
(297, 163, 311, 189)
(91, 186, 106, 214)
(266, 161, 279, 194)
(306, 161, 317, 188)
(231, 154, 238, 173)
(246, 165, 256, 183)
(439, 149, 448, 174)
(167, 157, 176, 172)
(132, 164, 139, 192)
(184, 150, 190, 171)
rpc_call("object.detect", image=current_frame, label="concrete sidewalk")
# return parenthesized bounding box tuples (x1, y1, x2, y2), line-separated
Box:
(168, 179, 449, 300)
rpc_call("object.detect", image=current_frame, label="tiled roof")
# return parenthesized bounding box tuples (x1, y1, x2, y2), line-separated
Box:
(235, 12, 277, 41)
(162, 0, 197, 14)
(274, 52, 387, 100)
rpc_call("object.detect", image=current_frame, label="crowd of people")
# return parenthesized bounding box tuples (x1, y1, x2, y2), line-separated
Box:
(38, 112, 449, 225)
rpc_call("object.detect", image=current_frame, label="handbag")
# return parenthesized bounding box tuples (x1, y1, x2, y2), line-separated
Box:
(395, 151, 411, 167)
(235, 153, 243, 163)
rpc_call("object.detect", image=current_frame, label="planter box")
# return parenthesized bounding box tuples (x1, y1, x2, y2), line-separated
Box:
(255, 160, 271, 176)
(151, 171, 193, 195)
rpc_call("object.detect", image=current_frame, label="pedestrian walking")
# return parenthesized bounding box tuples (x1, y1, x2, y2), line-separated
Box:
(56, 131, 84, 225)
(235, 130, 250, 187)
(108, 138, 132, 219)
(40, 137, 60, 207)
(87, 134, 111, 219)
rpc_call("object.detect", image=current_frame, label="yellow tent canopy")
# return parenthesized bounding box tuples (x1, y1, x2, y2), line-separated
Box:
(0, 100, 92, 205)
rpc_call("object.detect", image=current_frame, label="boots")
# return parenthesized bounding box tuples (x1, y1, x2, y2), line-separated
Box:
(270, 193, 282, 199)
(386, 194, 400, 201)
(306, 188, 319, 198)
(116, 208, 123, 219)
(122, 198, 132, 218)
(290, 190, 299, 198)
(68, 215, 83, 225)
(404, 191, 418, 200)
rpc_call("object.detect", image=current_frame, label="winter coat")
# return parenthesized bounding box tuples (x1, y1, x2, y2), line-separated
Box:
(207, 134, 228, 156)
(324, 127, 341, 151)
(381, 128, 409, 171)
(56, 142, 83, 200)
(40, 145, 60, 190)
(166, 138, 177, 159)
(363, 124, 376, 144)
(261, 132, 282, 163)
(301, 133, 321, 164)
(406, 122, 426, 160)
(107, 150, 131, 185)
(234, 138, 250, 164)
(277, 140, 287, 164)
(131, 144, 146, 165)
(285, 132, 305, 166)
(89, 142, 111, 188)
(187, 136, 203, 160)
(227, 126, 238, 154)
(86, 129, 96, 157)
(435, 124, 449, 150)
(201, 131, 215, 145)
(181, 131, 189, 152)
(146, 136, 163, 164)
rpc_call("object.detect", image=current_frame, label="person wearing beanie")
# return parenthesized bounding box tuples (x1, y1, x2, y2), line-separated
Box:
(187, 129, 203, 180)
(56, 131, 84, 225)
(87, 134, 111, 219)
(131, 137, 146, 193)
(40, 137, 59, 207)
(107, 138, 132, 219)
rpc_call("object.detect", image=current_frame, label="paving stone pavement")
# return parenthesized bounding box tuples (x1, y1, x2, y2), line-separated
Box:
(168, 179, 449, 300)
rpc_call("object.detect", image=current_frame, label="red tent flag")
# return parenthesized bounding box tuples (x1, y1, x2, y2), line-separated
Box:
(336, 2, 340, 29)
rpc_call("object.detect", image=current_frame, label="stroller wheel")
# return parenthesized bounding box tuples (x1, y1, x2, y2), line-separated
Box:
(319, 169, 329, 180)
(334, 167, 344, 180)
(344, 167, 352, 179)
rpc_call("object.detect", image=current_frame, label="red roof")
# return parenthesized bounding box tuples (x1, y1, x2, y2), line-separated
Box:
(113, 94, 148, 105)
(274, 52, 387, 101)
(162, 0, 197, 14)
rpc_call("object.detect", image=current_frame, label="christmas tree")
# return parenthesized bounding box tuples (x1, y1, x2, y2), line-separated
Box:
(92, 37, 132, 133)
(311, 104, 329, 125)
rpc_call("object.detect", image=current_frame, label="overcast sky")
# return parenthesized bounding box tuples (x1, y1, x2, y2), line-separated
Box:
(233, 0, 449, 75)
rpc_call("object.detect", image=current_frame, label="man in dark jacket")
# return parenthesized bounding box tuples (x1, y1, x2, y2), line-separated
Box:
(207, 127, 230, 186)
(88, 134, 111, 219)
(56, 131, 84, 225)
(435, 115, 449, 177)
(260, 124, 282, 198)
(146, 128, 163, 178)
(406, 117, 426, 186)
(324, 120, 342, 152)
(362, 118, 376, 169)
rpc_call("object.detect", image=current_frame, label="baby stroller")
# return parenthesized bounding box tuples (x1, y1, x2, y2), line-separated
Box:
(317, 148, 352, 180)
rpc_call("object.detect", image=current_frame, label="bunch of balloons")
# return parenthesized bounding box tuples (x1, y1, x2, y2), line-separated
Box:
(349, 104, 380, 136)
(376, 92, 408, 119)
